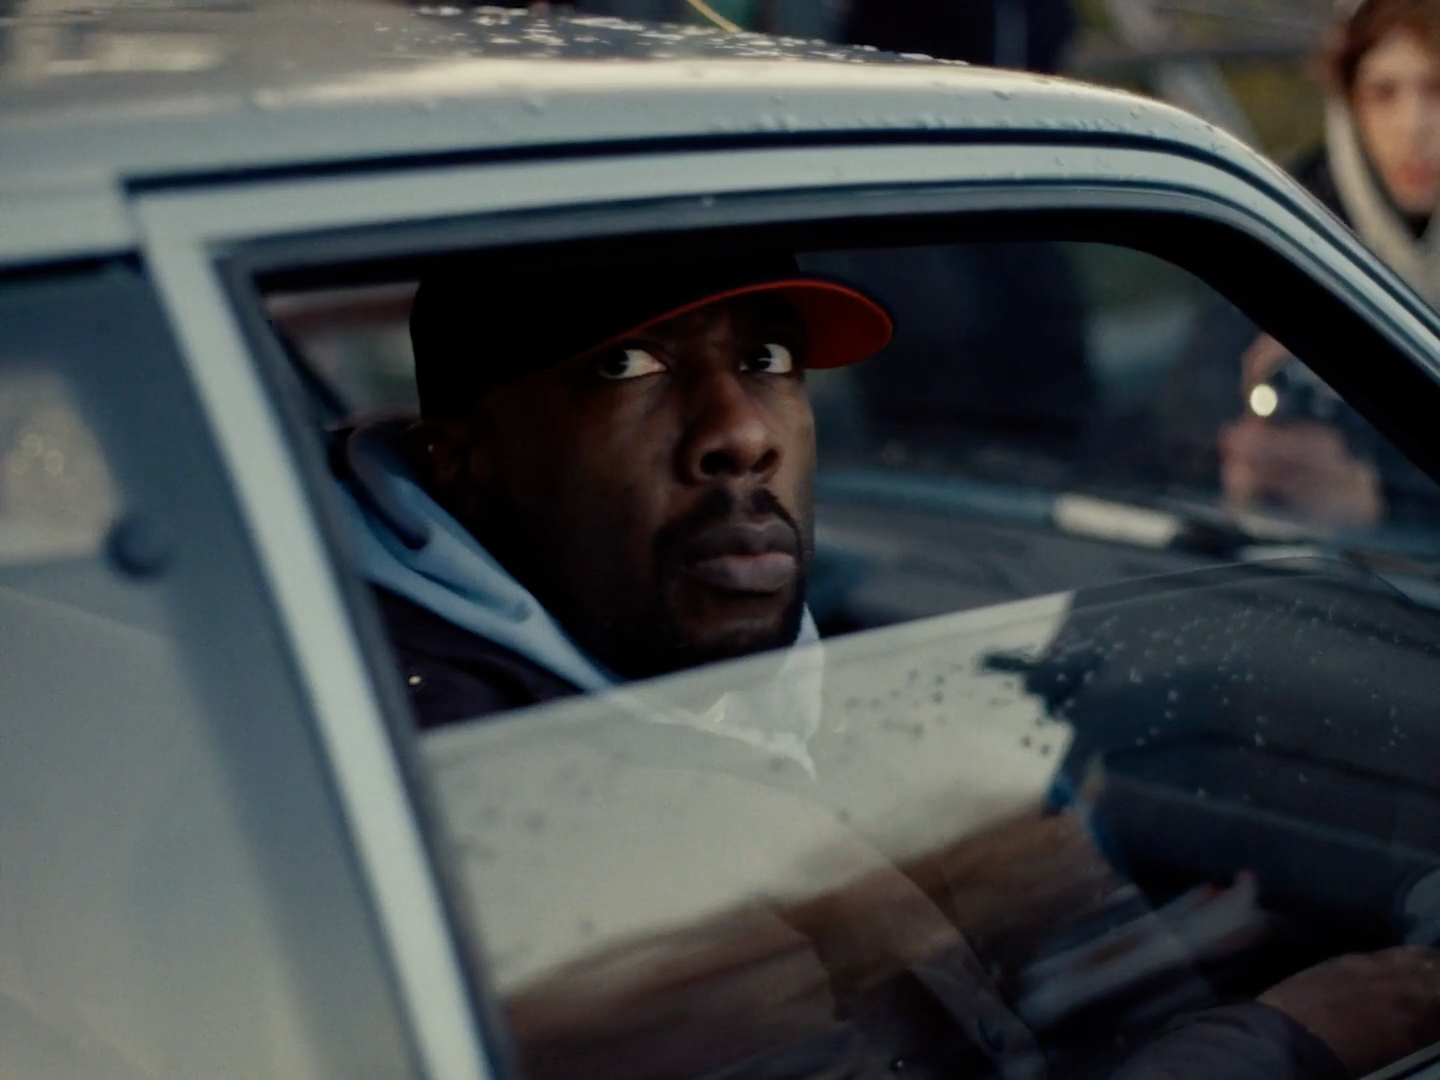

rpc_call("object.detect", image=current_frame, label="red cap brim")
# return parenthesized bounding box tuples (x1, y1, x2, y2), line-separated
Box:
(582, 278, 894, 370)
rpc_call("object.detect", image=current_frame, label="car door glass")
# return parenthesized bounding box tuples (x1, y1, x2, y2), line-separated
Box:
(265, 229, 1440, 1079)
(0, 268, 413, 1080)
(425, 557, 1440, 1080)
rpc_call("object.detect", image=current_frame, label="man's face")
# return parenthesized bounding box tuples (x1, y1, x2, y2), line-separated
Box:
(435, 294, 816, 680)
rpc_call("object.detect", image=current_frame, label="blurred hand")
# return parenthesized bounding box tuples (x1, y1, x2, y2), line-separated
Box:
(1260, 946, 1440, 1076)
(1219, 415, 1384, 529)
(505, 907, 843, 1080)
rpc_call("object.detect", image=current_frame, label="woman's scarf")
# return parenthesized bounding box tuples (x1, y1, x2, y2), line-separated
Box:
(1326, 98, 1440, 308)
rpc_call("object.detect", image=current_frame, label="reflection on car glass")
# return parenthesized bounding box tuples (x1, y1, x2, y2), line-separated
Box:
(426, 557, 1440, 1080)
(283, 239, 1440, 1079)
(1017, 558, 1440, 934)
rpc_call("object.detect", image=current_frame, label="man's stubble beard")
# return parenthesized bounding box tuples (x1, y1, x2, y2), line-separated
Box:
(473, 485, 811, 683)
(638, 486, 810, 679)
(640, 568, 808, 681)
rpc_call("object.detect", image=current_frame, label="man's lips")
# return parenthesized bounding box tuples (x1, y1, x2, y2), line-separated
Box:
(688, 551, 798, 594)
(679, 520, 800, 595)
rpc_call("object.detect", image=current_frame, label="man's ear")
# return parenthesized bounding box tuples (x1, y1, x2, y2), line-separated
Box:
(412, 415, 495, 498)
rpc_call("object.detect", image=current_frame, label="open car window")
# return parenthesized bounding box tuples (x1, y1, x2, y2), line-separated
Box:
(271, 237, 1440, 625)
(252, 219, 1440, 1079)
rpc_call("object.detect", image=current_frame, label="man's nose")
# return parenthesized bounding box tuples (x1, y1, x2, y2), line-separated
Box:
(677, 369, 781, 484)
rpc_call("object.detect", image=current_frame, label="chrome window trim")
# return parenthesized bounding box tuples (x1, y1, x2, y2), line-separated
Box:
(133, 140, 1440, 1078)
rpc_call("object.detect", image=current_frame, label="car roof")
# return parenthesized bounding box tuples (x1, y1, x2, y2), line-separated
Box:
(1, 0, 1281, 194)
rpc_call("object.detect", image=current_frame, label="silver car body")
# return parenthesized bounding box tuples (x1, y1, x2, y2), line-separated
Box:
(5, 4, 1440, 1079)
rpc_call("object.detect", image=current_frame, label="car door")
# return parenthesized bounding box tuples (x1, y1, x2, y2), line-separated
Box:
(0, 264, 423, 1080)
(135, 134, 1440, 1079)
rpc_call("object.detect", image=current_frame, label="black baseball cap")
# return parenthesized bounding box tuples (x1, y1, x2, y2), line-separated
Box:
(410, 253, 893, 418)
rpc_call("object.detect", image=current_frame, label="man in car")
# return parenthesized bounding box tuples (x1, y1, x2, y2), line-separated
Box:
(334, 253, 1440, 1079)
(339, 253, 890, 725)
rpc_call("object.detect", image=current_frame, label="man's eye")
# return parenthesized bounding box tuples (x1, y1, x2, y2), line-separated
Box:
(746, 343, 795, 375)
(596, 347, 667, 381)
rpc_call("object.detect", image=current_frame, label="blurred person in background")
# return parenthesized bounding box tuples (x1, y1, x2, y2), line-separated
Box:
(1219, 0, 1440, 529)
(829, 0, 1096, 467)
(1300, 0, 1440, 305)
(1163, 0, 1440, 530)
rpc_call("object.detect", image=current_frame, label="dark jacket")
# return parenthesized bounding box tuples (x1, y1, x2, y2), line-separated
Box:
(377, 586, 579, 729)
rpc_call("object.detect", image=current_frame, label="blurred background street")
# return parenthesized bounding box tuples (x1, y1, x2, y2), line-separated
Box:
(490, 0, 1337, 164)
(0, 0, 1339, 167)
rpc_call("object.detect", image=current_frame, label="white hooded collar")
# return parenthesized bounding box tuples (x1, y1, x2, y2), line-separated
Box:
(1326, 98, 1440, 308)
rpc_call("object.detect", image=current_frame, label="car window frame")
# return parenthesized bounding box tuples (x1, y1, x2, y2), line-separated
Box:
(132, 138, 1440, 1079)
(199, 143, 1440, 480)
